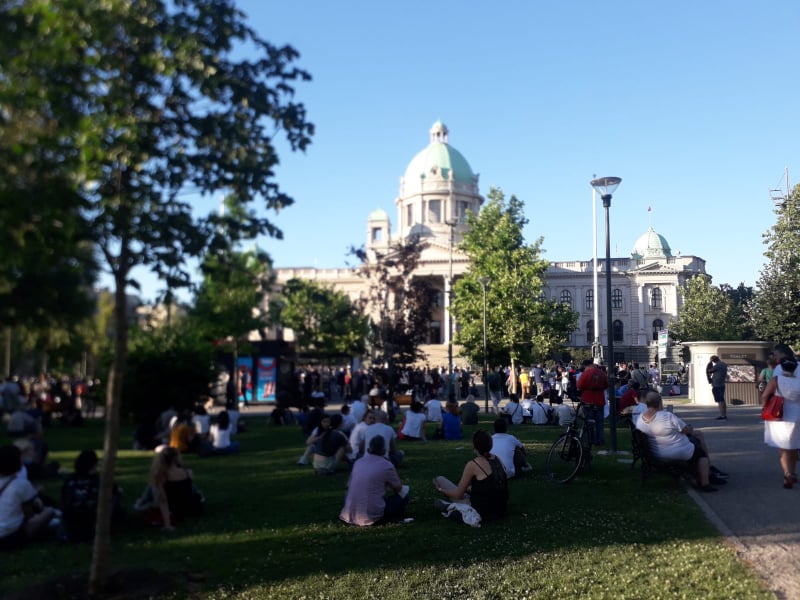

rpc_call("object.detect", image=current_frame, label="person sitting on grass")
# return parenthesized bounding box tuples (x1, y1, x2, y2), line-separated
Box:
(60, 450, 124, 542)
(347, 410, 375, 462)
(502, 393, 523, 426)
(432, 429, 509, 522)
(424, 395, 443, 424)
(0, 444, 57, 551)
(205, 410, 240, 456)
(339, 435, 409, 526)
(398, 400, 427, 441)
(312, 414, 351, 475)
(635, 391, 728, 492)
(146, 447, 204, 531)
(441, 401, 463, 440)
(490, 418, 531, 478)
(364, 410, 404, 468)
(459, 394, 480, 425)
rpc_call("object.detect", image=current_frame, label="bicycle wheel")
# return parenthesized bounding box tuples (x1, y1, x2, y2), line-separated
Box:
(544, 433, 583, 483)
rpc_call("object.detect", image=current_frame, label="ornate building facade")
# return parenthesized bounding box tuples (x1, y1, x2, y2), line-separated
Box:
(274, 121, 706, 366)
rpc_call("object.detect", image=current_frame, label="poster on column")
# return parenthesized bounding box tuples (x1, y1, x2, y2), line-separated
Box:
(237, 357, 254, 404)
(258, 357, 277, 402)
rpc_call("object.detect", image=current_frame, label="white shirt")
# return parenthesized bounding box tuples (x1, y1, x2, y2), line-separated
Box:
(503, 400, 523, 425)
(491, 433, 523, 477)
(0, 474, 37, 538)
(350, 400, 367, 424)
(424, 399, 443, 422)
(341, 413, 357, 434)
(636, 410, 693, 461)
(400, 411, 426, 439)
(193, 414, 210, 436)
(209, 424, 232, 449)
(363, 423, 396, 459)
(348, 421, 369, 460)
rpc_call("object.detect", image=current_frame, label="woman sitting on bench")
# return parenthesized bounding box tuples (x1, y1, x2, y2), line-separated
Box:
(635, 391, 728, 492)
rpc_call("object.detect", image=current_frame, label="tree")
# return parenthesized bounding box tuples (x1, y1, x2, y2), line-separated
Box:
(350, 236, 433, 387)
(668, 275, 740, 342)
(748, 184, 800, 348)
(191, 246, 273, 401)
(720, 282, 755, 340)
(0, 1, 313, 593)
(270, 278, 367, 360)
(452, 187, 577, 373)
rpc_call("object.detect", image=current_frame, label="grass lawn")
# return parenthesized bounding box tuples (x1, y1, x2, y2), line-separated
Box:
(2, 411, 771, 599)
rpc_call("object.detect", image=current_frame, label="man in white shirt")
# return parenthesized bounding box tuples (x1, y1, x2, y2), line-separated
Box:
(491, 418, 530, 478)
(502, 394, 524, 425)
(364, 410, 404, 467)
(424, 397, 443, 423)
(350, 395, 368, 424)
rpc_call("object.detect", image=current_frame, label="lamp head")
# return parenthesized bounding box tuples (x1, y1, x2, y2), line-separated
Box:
(590, 176, 622, 199)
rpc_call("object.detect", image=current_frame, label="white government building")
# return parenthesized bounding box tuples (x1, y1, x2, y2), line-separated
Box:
(274, 121, 706, 366)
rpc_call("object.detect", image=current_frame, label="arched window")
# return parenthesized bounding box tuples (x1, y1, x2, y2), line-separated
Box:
(560, 290, 572, 306)
(585, 289, 594, 311)
(651, 287, 662, 309)
(586, 320, 594, 343)
(538, 291, 547, 302)
(652, 319, 664, 342)
(613, 320, 624, 342)
(612, 288, 623, 310)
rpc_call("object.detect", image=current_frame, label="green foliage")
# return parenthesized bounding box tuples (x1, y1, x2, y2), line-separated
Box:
(453, 188, 578, 366)
(0, 0, 313, 589)
(748, 184, 800, 347)
(192, 248, 272, 345)
(1, 416, 770, 599)
(669, 275, 740, 342)
(350, 236, 434, 378)
(271, 278, 367, 359)
(720, 282, 755, 340)
(122, 321, 213, 421)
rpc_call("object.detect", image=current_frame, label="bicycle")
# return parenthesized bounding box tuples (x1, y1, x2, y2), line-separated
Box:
(544, 396, 595, 484)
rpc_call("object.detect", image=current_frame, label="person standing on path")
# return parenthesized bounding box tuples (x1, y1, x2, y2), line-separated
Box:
(762, 343, 800, 489)
(709, 355, 728, 420)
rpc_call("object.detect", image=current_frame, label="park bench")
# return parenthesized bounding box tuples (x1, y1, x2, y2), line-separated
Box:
(631, 426, 689, 486)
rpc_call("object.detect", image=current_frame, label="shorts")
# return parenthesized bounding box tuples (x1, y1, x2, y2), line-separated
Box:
(712, 386, 726, 403)
(686, 435, 708, 467)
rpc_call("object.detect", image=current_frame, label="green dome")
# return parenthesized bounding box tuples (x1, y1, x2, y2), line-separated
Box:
(402, 122, 475, 192)
(632, 227, 672, 259)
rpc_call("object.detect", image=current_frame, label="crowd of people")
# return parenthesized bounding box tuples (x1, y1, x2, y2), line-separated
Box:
(10, 341, 799, 549)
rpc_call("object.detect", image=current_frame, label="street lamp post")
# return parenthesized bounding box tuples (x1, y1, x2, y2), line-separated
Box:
(479, 276, 490, 413)
(446, 219, 457, 384)
(590, 176, 622, 453)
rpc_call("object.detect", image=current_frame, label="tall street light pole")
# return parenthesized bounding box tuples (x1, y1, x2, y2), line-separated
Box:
(591, 182, 601, 361)
(446, 219, 457, 382)
(590, 176, 622, 453)
(479, 276, 490, 413)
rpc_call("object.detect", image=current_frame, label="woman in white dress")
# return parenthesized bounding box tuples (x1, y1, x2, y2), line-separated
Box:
(762, 343, 800, 489)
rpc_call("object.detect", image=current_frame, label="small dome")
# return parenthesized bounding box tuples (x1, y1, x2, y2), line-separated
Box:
(632, 227, 672, 259)
(402, 122, 476, 196)
(368, 208, 389, 221)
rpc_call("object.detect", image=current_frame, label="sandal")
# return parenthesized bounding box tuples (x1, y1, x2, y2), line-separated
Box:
(784, 474, 794, 489)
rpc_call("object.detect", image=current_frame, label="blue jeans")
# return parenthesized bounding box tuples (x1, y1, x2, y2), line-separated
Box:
(583, 405, 605, 446)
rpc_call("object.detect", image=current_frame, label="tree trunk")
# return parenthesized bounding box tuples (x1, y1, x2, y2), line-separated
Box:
(88, 268, 129, 596)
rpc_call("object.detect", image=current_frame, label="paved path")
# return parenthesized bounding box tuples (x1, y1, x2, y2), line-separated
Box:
(670, 404, 800, 600)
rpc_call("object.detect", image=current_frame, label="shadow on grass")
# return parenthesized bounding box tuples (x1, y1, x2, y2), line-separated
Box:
(1, 415, 768, 599)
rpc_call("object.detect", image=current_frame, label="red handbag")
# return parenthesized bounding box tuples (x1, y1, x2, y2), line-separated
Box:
(762, 394, 784, 421)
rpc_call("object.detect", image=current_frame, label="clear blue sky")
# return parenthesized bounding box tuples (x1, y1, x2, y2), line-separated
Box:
(132, 1, 800, 300)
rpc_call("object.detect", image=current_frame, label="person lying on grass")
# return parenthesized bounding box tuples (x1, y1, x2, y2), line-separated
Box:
(339, 435, 409, 526)
(432, 429, 508, 521)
